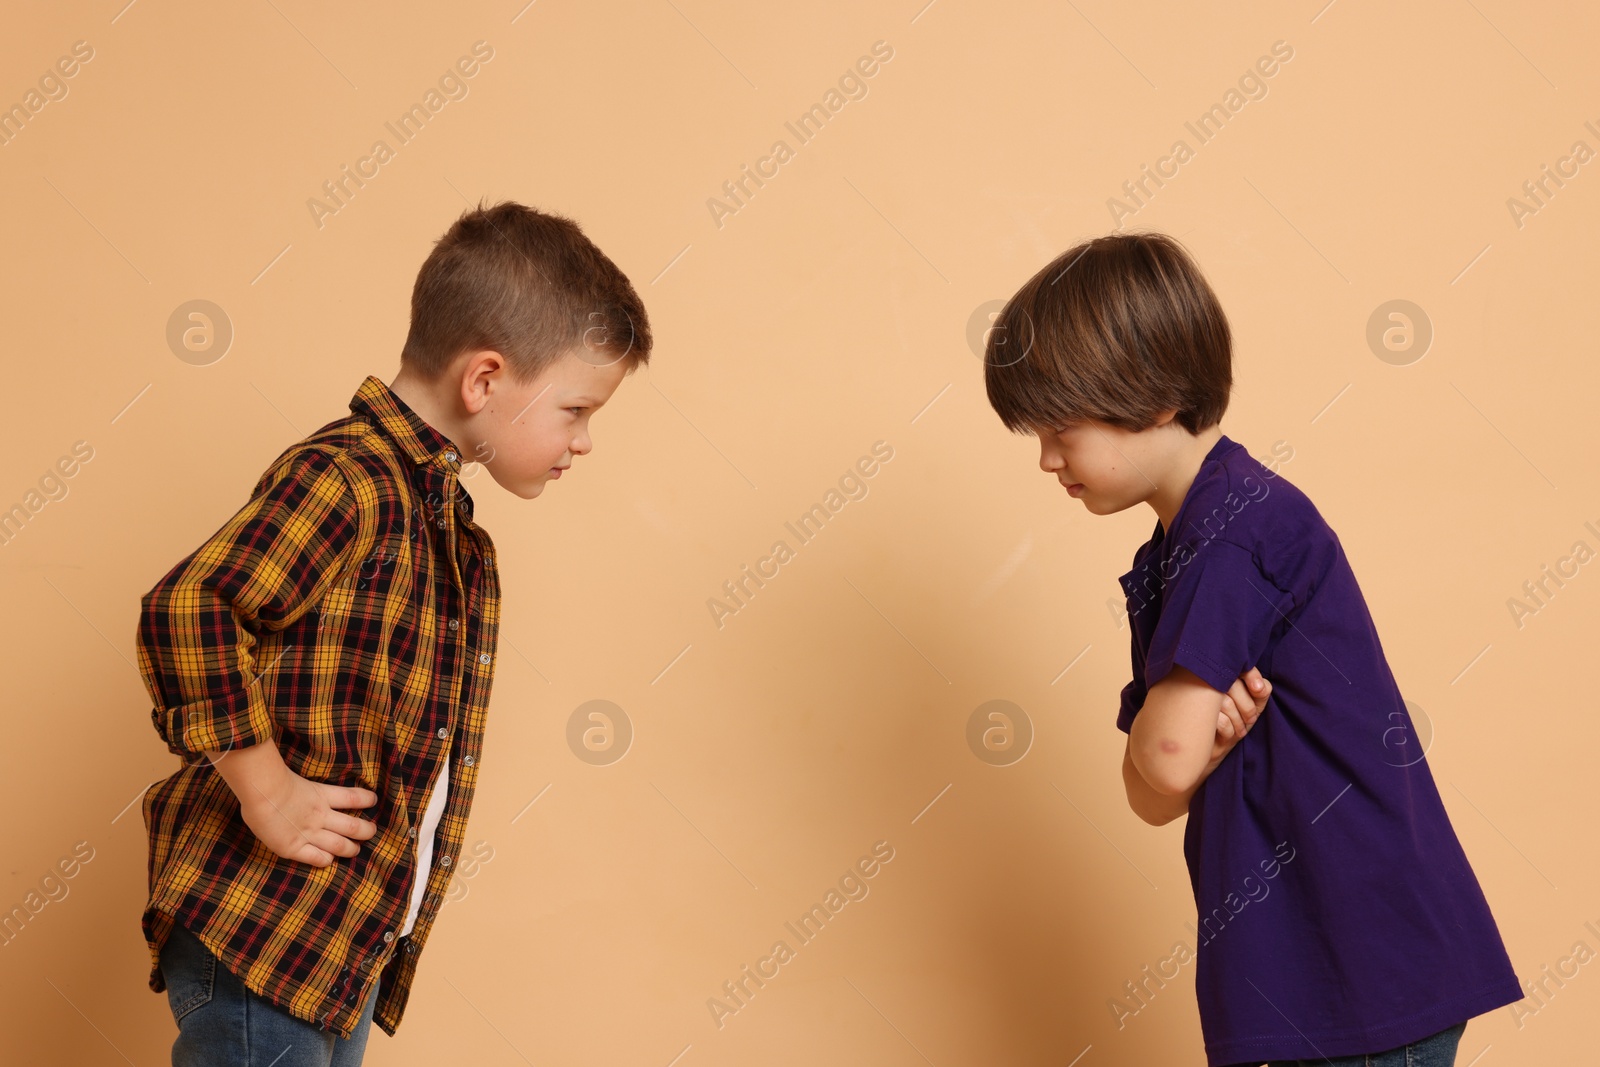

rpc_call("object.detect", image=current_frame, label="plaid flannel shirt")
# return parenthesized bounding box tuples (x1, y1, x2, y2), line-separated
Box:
(135, 374, 501, 1037)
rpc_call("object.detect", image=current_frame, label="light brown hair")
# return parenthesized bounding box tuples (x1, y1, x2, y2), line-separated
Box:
(984, 232, 1231, 436)
(401, 200, 652, 383)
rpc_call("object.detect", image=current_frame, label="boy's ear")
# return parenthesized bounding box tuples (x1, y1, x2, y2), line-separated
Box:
(457, 349, 506, 412)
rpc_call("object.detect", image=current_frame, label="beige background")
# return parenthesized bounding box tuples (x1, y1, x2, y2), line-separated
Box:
(2, 0, 1596, 1063)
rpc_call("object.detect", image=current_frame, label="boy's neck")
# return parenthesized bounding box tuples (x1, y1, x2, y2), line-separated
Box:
(1150, 425, 1223, 537)
(389, 368, 471, 457)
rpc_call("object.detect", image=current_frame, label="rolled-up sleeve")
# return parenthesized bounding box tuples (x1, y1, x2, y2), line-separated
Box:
(135, 448, 360, 759)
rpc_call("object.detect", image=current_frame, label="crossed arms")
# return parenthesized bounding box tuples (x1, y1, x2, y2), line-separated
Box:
(1121, 664, 1272, 826)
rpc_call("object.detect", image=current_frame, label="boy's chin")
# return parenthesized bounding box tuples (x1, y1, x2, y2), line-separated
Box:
(480, 468, 548, 500)
(1076, 493, 1128, 516)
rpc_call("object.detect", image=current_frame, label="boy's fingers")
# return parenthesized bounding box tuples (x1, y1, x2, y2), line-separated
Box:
(308, 828, 361, 859)
(325, 811, 376, 841)
(291, 841, 335, 867)
(1227, 678, 1259, 726)
(1226, 679, 1248, 722)
(1219, 695, 1246, 740)
(322, 785, 378, 810)
(1238, 673, 1272, 717)
(1216, 707, 1235, 739)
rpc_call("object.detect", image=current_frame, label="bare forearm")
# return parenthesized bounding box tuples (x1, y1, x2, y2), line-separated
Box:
(205, 739, 290, 807)
(203, 739, 379, 866)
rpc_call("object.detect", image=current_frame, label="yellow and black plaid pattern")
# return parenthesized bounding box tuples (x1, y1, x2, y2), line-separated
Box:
(135, 375, 501, 1038)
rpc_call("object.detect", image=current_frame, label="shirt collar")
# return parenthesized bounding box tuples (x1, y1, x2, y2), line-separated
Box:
(1118, 433, 1240, 593)
(349, 375, 464, 472)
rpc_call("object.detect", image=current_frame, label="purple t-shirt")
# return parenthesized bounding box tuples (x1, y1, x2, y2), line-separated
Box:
(1116, 434, 1521, 1066)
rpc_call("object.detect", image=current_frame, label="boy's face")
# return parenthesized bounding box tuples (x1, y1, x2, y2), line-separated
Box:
(472, 347, 629, 500)
(1032, 413, 1178, 516)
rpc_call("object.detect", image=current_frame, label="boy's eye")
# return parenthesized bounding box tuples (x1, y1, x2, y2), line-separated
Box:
(567, 407, 586, 416)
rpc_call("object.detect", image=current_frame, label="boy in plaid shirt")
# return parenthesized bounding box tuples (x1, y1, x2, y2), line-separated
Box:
(135, 201, 650, 1065)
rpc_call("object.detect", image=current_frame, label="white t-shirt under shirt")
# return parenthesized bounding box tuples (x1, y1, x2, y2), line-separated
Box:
(400, 745, 449, 937)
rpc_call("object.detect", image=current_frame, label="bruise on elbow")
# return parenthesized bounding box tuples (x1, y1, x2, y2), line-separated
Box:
(1137, 734, 1197, 795)
(1131, 664, 1218, 794)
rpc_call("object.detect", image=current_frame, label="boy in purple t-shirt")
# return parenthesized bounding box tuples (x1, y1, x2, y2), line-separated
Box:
(983, 233, 1522, 1066)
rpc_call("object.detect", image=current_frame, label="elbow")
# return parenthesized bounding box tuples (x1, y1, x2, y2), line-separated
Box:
(1131, 804, 1178, 827)
(1122, 783, 1186, 827)
(1144, 767, 1196, 797)
(1128, 724, 1202, 797)
(1131, 745, 1199, 797)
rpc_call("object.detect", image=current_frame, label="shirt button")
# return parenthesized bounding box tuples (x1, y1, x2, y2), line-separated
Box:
(437, 727, 449, 739)
(407, 827, 416, 839)
(462, 755, 475, 767)
(448, 618, 459, 631)
(445, 451, 458, 464)
(439, 855, 452, 868)
(436, 519, 446, 529)
(383, 930, 395, 943)
(478, 653, 491, 665)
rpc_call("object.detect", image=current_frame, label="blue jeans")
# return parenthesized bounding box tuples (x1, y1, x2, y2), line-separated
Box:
(1257, 1020, 1468, 1067)
(159, 922, 379, 1067)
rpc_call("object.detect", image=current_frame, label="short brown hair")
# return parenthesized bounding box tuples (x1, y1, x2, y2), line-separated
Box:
(401, 200, 652, 382)
(984, 232, 1231, 436)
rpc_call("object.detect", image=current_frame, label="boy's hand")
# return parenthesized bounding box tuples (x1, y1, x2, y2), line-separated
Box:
(206, 742, 378, 867)
(1204, 668, 1272, 776)
(240, 769, 379, 867)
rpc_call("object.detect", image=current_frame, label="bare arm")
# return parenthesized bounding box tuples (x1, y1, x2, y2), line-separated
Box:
(1122, 667, 1271, 825)
(1122, 739, 1199, 825)
(207, 742, 378, 867)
